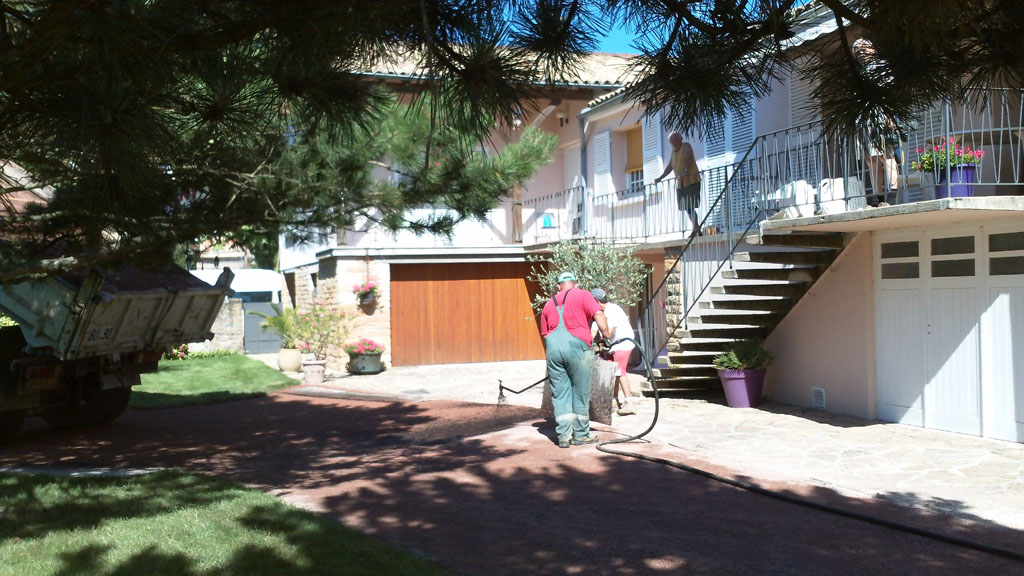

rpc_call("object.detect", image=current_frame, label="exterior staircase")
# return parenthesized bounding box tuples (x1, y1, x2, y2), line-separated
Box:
(645, 231, 848, 393)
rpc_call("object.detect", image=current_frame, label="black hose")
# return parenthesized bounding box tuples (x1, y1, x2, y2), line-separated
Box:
(595, 337, 1024, 564)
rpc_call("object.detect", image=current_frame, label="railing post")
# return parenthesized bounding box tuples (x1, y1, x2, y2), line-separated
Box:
(643, 184, 649, 238)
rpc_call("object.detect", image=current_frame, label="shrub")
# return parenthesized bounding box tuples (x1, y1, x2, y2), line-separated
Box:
(713, 340, 773, 370)
(163, 344, 190, 361)
(295, 304, 357, 360)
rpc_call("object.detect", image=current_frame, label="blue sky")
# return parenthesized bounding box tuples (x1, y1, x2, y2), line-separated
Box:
(596, 27, 639, 54)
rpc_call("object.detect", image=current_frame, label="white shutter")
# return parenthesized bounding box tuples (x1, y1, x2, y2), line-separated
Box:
(563, 144, 581, 190)
(731, 96, 755, 156)
(705, 118, 726, 157)
(790, 57, 818, 127)
(593, 131, 612, 197)
(642, 111, 663, 184)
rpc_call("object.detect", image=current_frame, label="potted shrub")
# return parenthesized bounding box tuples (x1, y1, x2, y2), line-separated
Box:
(295, 304, 357, 384)
(248, 304, 303, 372)
(912, 138, 986, 198)
(353, 281, 379, 306)
(344, 338, 386, 375)
(713, 340, 773, 408)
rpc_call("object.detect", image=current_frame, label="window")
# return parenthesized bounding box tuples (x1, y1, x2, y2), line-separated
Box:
(624, 127, 644, 197)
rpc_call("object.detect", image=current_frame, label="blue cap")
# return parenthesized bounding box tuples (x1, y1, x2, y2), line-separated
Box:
(590, 288, 607, 302)
(557, 271, 576, 283)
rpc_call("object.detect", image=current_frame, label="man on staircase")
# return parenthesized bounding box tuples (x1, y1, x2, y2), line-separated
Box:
(655, 131, 702, 241)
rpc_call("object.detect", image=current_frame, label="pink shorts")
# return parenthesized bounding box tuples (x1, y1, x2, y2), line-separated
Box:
(610, 350, 630, 377)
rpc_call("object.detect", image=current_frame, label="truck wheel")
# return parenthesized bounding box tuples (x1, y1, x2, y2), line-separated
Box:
(41, 387, 133, 429)
(0, 410, 25, 442)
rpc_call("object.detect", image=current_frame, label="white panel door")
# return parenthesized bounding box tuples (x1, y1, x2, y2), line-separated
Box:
(924, 232, 981, 436)
(875, 234, 925, 426)
(877, 287, 926, 425)
(925, 285, 981, 435)
(982, 287, 1024, 441)
(981, 226, 1024, 442)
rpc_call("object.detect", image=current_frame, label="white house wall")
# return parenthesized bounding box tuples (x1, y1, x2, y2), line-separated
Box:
(278, 95, 596, 272)
(764, 232, 876, 419)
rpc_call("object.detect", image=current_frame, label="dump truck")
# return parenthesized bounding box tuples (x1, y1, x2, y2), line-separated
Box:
(0, 265, 233, 440)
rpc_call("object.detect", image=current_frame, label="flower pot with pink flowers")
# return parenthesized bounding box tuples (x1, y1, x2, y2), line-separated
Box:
(345, 338, 386, 375)
(912, 138, 986, 199)
(353, 281, 379, 306)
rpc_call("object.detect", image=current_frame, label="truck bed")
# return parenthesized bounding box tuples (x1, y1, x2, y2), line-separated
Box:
(0, 265, 233, 361)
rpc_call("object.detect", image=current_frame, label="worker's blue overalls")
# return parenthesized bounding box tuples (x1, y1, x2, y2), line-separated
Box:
(545, 291, 595, 443)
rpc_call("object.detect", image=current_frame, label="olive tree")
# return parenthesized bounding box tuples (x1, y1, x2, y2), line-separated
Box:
(528, 240, 649, 310)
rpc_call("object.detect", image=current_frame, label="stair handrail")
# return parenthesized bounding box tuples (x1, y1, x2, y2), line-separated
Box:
(637, 136, 766, 365)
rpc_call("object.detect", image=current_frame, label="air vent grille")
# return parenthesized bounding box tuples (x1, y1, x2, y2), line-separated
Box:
(811, 387, 826, 410)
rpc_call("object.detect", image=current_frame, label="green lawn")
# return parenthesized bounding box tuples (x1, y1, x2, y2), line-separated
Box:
(0, 471, 449, 576)
(131, 354, 297, 410)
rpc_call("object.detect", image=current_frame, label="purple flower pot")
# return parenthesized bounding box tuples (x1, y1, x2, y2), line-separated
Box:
(935, 164, 976, 199)
(717, 368, 767, 408)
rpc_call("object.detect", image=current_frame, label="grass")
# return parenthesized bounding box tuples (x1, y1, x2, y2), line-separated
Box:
(0, 470, 449, 576)
(131, 354, 297, 410)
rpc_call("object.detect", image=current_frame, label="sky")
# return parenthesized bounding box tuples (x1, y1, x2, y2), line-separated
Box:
(596, 26, 640, 54)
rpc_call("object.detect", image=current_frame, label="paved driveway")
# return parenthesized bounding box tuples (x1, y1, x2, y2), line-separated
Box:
(2, 388, 1021, 575)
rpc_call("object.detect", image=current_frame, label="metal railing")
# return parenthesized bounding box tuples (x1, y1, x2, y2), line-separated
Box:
(519, 88, 1023, 364)
(635, 142, 764, 366)
(520, 186, 583, 245)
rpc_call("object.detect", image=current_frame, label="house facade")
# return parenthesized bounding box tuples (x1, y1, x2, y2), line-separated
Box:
(278, 9, 1024, 443)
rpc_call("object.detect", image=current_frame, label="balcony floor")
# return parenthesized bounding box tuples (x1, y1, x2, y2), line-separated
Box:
(761, 196, 1024, 234)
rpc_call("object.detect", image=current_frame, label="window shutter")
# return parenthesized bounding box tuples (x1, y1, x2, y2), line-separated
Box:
(563, 144, 581, 190)
(593, 131, 612, 197)
(642, 111, 663, 184)
(731, 97, 755, 156)
(705, 117, 726, 157)
(790, 57, 818, 127)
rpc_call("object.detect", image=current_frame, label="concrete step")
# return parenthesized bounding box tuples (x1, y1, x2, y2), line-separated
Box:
(722, 266, 821, 281)
(758, 232, 847, 249)
(665, 351, 719, 365)
(639, 375, 720, 393)
(735, 250, 838, 266)
(674, 324, 771, 340)
(666, 338, 738, 352)
(710, 282, 808, 298)
(653, 364, 718, 378)
(700, 296, 792, 311)
(688, 309, 783, 326)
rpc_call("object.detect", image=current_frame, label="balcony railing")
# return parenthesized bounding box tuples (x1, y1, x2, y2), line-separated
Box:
(522, 87, 1024, 366)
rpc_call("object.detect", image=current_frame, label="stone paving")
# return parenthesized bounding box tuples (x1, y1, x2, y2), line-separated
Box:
(255, 355, 1024, 532)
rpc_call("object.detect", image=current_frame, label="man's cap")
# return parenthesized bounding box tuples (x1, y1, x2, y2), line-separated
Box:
(557, 271, 576, 283)
(590, 288, 608, 303)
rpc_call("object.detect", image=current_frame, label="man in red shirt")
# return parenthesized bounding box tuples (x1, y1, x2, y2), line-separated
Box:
(540, 271, 612, 448)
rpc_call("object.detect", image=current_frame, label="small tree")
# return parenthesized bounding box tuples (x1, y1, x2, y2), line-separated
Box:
(527, 240, 648, 311)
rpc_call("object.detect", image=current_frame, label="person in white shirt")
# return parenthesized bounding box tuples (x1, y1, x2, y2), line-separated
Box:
(590, 288, 637, 416)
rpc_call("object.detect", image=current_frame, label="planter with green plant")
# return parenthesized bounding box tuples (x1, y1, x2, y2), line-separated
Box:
(295, 304, 357, 383)
(712, 340, 773, 408)
(248, 304, 303, 372)
(912, 138, 986, 198)
(344, 338, 386, 375)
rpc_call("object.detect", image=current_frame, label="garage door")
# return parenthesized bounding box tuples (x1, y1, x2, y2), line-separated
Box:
(875, 223, 1024, 442)
(390, 262, 545, 366)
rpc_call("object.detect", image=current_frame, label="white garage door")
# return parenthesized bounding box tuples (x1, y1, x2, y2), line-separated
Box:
(875, 223, 1024, 442)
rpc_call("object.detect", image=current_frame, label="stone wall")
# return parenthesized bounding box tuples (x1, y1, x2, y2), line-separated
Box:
(189, 297, 244, 352)
(318, 255, 392, 371)
(663, 249, 682, 352)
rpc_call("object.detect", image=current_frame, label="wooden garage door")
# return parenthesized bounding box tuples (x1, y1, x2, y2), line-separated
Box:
(391, 262, 545, 366)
